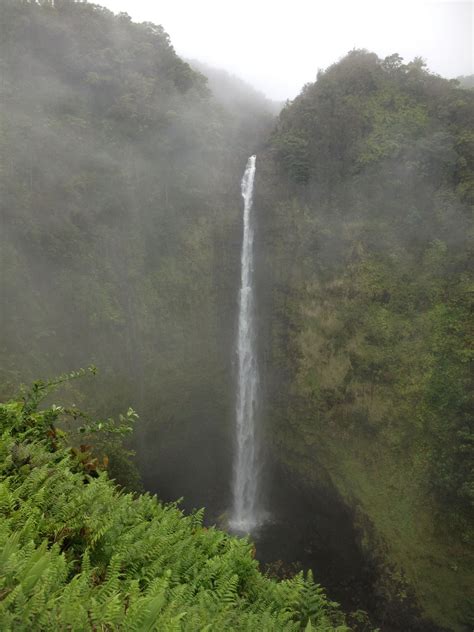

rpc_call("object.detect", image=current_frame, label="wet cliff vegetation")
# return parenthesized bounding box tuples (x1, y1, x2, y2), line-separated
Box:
(0, 0, 273, 510)
(1, 2, 473, 631)
(258, 50, 473, 630)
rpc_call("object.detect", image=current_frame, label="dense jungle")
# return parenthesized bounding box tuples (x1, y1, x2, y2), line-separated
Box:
(0, 1, 472, 630)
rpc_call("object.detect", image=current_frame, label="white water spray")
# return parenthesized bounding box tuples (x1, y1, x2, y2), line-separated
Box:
(230, 155, 262, 533)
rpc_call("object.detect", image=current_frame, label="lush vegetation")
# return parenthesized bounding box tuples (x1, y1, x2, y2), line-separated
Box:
(259, 50, 473, 630)
(0, 375, 348, 631)
(0, 0, 276, 510)
(1, 2, 472, 631)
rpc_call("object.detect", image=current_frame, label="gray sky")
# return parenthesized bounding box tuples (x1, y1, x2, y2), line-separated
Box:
(101, 0, 473, 101)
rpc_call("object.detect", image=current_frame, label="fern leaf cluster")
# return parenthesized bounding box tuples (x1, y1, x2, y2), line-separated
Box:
(0, 395, 348, 631)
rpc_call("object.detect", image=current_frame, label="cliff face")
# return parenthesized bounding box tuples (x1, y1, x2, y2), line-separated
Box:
(0, 1, 275, 512)
(2, 4, 473, 629)
(258, 50, 473, 631)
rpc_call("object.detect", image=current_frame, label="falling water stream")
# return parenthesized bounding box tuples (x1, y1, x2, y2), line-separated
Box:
(229, 155, 261, 533)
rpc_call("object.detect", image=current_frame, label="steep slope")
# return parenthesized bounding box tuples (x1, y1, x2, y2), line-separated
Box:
(258, 51, 473, 631)
(0, 0, 273, 512)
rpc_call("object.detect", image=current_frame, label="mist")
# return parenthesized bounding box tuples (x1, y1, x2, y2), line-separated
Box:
(1, 2, 472, 632)
(102, 0, 473, 100)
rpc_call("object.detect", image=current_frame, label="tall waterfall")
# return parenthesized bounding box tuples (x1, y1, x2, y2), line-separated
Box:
(230, 155, 261, 533)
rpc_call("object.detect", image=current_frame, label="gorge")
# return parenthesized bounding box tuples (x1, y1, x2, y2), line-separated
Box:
(0, 2, 472, 631)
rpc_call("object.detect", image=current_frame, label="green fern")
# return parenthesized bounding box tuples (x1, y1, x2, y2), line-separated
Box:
(0, 388, 349, 631)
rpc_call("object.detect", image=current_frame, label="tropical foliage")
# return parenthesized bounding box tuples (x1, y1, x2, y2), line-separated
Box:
(261, 50, 473, 630)
(0, 376, 347, 631)
(1, 2, 472, 630)
(0, 0, 274, 510)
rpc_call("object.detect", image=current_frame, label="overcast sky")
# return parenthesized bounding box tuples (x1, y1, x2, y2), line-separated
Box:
(101, 0, 473, 101)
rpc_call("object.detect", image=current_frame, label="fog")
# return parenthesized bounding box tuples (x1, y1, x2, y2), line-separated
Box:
(102, 0, 473, 100)
(1, 3, 472, 630)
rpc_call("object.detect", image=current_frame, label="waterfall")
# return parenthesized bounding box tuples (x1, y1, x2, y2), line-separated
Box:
(230, 154, 261, 533)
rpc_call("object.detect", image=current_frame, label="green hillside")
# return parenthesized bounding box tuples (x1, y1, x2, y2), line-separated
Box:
(0, 0, 266, 510)
(259, 50, 473, 631)
(0, 3, 472, 631)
